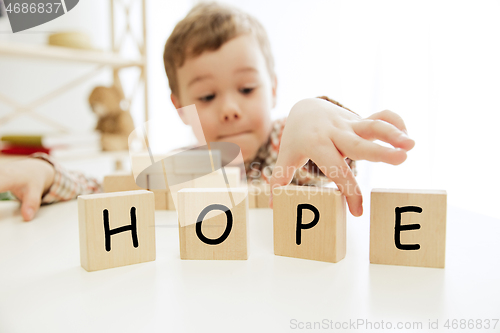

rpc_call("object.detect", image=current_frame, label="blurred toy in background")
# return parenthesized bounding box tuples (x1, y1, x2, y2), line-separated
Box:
(88, 85, 135, 151)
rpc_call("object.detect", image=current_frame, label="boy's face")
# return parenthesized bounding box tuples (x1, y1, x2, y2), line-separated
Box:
(171, 34, 277, 162)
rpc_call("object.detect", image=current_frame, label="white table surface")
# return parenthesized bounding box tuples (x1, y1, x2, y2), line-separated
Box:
(0, 200, 499, 333)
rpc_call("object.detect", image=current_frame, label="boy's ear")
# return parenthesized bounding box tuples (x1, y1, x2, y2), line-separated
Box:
(171, 93, 189, 125)
(271, 75, 278, 108)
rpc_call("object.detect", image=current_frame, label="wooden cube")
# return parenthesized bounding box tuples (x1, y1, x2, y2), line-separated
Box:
(165, 174, 194, 212)
(151, 189, 168, 210)
(167, 191, 175, 211)
(170, 167, 242, 211)
(146, 174, 173, 211)
(370, 189, 447, 268)
(147, 173, 167, 190)
(192, 167, 241, 189)
(177, 188, 248, 260)
(103, 171, 143, 192)
(256, 183, 271, 208)
(248, 182, 271, 208)
(78, 190, 156, 271)
(173, 149, 221, 174)
(103, 172, 169, 210)
(273, 185, 346, 263)
(130, 152, 173, 178)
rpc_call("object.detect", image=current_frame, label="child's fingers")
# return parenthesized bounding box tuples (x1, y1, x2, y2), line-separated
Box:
(352, 119, 415, 151)
(19, 187, 42, 221)
(367, 110, 409, 134)
(0, 171, 16, 193)
(309, 144, 363, 217)
(268, 149, 309, 208)
(338, 134, 408, 165)
(0, 182, 11, 194)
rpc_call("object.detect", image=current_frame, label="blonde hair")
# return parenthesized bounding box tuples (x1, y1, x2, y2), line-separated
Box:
(163, 2, 275, 96)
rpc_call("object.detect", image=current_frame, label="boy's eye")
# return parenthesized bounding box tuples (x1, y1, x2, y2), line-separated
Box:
(240, 87, 255, 95)
(198, 94, 215, 102)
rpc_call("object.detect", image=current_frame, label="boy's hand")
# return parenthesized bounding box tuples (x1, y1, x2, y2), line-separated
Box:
(269, 98, 415, 217)
(0, 158, 55, 221)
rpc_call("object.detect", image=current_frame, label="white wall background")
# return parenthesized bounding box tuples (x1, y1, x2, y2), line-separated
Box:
(0, 0, 111, 133)
(0, 0, 498, 219)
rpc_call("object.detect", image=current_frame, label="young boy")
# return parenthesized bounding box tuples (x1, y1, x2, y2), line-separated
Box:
(0, 2, 414, 221)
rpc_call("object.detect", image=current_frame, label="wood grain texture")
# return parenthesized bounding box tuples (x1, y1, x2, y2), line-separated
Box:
(273, 185, 346, 263)
(166, 191, 176, 211)
(370, 188, 447, 268)
(256, 183, 271, 208)
(178, 188, 248, 260)
(151, 189, 168, 210)
(0, 41, 145, 67)
(192, 167, 241, 189)
(173, 149, 221, 174)
(103, 172, 169, 211)
(130, 152, 173, 179)
(168, 167, 241, 211)
(248, 183, 270, 208)
(78, 190, 156, 271)
(103, 171, 142, 192)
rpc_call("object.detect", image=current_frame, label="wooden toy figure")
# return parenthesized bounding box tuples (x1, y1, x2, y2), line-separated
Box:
(88, 85, 136, 151)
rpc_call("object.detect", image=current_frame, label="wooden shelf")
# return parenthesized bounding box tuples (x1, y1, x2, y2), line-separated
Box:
(0, 41, 144, 68)
(0, 0, 148, 133)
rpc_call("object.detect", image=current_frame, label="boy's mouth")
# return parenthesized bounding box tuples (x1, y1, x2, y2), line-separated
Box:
(217, 130, 252, 140)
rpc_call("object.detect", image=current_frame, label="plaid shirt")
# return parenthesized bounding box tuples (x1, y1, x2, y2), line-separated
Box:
(246, 117, 356, 186)
(32, 108, 356, 203)
(31, 153, 102, 204)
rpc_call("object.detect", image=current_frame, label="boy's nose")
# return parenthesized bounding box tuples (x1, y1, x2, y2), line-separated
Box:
(220, 103, 242, 122)
(222, 111, 240, 122)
